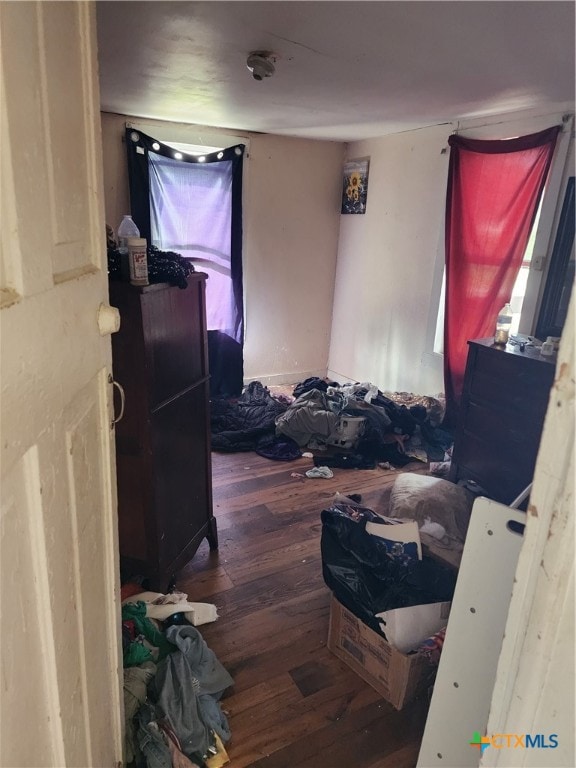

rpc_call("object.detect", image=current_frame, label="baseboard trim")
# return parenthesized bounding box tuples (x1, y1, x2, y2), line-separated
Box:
(326, 369, 356, 385)
(243, 369, 327, 387)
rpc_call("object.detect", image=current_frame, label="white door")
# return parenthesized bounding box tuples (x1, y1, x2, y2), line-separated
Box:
(0, 3, 123, 767)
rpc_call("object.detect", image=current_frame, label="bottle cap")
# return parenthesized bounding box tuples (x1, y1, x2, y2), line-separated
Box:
(127, 237, 147, 246)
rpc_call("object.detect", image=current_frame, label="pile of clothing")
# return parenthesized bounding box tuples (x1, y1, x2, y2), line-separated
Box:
(211, 378, 451, 467)
(121, 589, 233, 768)
(210, 381, 292, 454)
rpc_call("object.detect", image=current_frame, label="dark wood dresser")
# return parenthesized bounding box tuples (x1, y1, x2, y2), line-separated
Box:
(109, 275, 217, 591)
(449, 338, 556, 505)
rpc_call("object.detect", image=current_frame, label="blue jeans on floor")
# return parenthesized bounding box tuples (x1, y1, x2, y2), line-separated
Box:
(136, 705, 172, 768)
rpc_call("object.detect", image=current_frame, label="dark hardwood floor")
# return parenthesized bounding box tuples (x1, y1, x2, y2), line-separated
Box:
(178, 451, 431, 768)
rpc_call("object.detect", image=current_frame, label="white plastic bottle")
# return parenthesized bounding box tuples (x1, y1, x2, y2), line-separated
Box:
(540, 337, 555, 356)
(495, 303, 513, 345)
(117, 215, 140, 253)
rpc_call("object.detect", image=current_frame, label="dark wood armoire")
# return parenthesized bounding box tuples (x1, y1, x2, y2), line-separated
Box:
(109, 274, 217, 591)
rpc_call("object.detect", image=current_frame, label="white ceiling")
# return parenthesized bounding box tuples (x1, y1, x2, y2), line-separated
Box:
(96, 1, 575, 142)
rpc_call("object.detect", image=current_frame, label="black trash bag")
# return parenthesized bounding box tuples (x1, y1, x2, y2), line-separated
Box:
(321, 503, 457, 636)
(321, 504, 413, 632)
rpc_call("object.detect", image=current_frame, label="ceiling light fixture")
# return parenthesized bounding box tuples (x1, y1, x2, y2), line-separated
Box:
(246, 51, 276, 81)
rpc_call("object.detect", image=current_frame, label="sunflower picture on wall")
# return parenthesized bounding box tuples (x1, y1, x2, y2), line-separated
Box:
(341, 158, 369, 214)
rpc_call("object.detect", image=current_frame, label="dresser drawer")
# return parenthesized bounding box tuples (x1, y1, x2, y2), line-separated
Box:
(461, 400, 546, 447)
(467, 346, 555, 414)
(454, 434, 538, 504)
(469, 370, 552, 414)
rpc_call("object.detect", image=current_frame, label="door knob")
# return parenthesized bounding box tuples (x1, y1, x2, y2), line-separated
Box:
(98, 303, 121, 335)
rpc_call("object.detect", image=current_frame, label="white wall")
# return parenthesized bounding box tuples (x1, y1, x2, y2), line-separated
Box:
(100, 112, 344, 384)
(242, 133, 343, 383)
(328, 124, 450, 395)
(329, 108, 574, 397)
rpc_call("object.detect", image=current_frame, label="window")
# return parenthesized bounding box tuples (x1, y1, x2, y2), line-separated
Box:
(535, 176, 575, 339)
(426, 117, 573, 379)
(126, 127, 246, 396)
(432, 200, 544, 352)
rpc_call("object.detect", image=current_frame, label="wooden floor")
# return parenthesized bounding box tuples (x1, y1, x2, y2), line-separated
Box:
(178, 451, 431, 768)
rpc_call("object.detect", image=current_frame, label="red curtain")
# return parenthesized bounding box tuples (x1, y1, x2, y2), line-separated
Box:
(444, 126, 560, 424)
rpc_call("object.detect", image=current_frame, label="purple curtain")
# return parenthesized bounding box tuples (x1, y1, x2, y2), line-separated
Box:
(149, 152, 239, 341)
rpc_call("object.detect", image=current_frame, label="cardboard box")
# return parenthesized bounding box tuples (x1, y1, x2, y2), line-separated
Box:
(327, 595, 434, 710)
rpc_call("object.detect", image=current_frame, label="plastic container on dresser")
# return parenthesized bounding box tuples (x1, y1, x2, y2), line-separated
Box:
(494, 302, 513, 345)
(449, 338, 556, 506)
(109, 274, 217, 591)
(117, 214, 140, 252)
